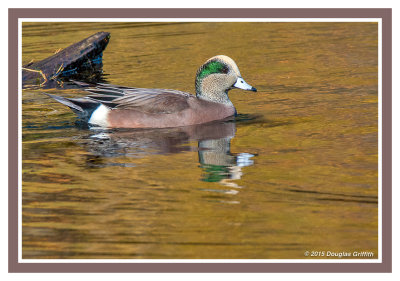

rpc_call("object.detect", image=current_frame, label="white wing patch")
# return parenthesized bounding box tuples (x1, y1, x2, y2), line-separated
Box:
(88, 104, 110, 127)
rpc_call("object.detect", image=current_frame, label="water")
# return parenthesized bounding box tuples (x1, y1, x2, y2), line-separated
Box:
(22, 22, 378, 259)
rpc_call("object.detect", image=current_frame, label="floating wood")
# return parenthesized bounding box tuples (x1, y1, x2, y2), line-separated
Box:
(22, 31, 110, 87)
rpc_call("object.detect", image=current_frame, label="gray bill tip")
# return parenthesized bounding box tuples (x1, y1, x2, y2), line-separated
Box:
(251, 87, 257, 92)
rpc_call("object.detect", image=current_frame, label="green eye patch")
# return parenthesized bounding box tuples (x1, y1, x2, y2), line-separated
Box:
(197, 60, 229, 80)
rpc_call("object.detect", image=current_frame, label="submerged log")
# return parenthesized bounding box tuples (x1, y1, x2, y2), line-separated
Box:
(22, 31, 110, 88)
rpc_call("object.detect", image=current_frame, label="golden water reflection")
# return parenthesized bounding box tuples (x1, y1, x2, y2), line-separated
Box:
(22, 21, 378, 259)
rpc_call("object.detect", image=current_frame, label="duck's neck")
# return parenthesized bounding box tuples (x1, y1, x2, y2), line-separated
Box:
(195, 82, 234, 107)
(196, 91, 234, 107)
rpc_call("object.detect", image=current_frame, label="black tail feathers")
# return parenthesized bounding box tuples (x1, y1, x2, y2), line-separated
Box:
(43, 93, 100, 121)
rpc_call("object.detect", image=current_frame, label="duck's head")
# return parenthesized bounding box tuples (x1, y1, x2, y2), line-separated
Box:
(195, 55, 257, 104)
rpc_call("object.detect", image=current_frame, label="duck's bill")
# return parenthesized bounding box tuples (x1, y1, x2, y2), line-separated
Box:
(233, 77, 257, 92)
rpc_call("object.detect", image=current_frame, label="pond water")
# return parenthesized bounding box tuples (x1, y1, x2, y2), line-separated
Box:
(21, 22, 378, 259)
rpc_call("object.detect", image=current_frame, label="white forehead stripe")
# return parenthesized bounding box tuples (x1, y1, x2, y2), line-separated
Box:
(207, 55, 241, 76)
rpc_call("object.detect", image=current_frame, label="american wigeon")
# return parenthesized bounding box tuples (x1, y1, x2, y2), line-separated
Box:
(45, 55, 256, 128)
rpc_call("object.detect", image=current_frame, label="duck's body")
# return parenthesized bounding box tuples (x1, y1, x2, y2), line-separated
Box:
(104, 95, 236, 128)
(46, 55, 256, 128)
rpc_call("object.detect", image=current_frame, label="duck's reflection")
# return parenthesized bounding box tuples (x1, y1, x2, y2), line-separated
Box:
(80, 118, 254, 190)
(199, 137, 253, 189)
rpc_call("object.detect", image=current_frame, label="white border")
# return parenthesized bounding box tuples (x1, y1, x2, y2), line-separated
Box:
(18, 18, 383, 264)
(19, 18, 381, 22)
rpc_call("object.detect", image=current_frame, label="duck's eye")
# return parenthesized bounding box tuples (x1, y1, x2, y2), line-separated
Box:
(221, 66, 229, 74)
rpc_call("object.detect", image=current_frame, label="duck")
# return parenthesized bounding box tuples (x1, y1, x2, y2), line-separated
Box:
(45, 55, 257, 128)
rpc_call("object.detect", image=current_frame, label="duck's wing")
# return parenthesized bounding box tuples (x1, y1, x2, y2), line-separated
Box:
(83, 84, 192, 114)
